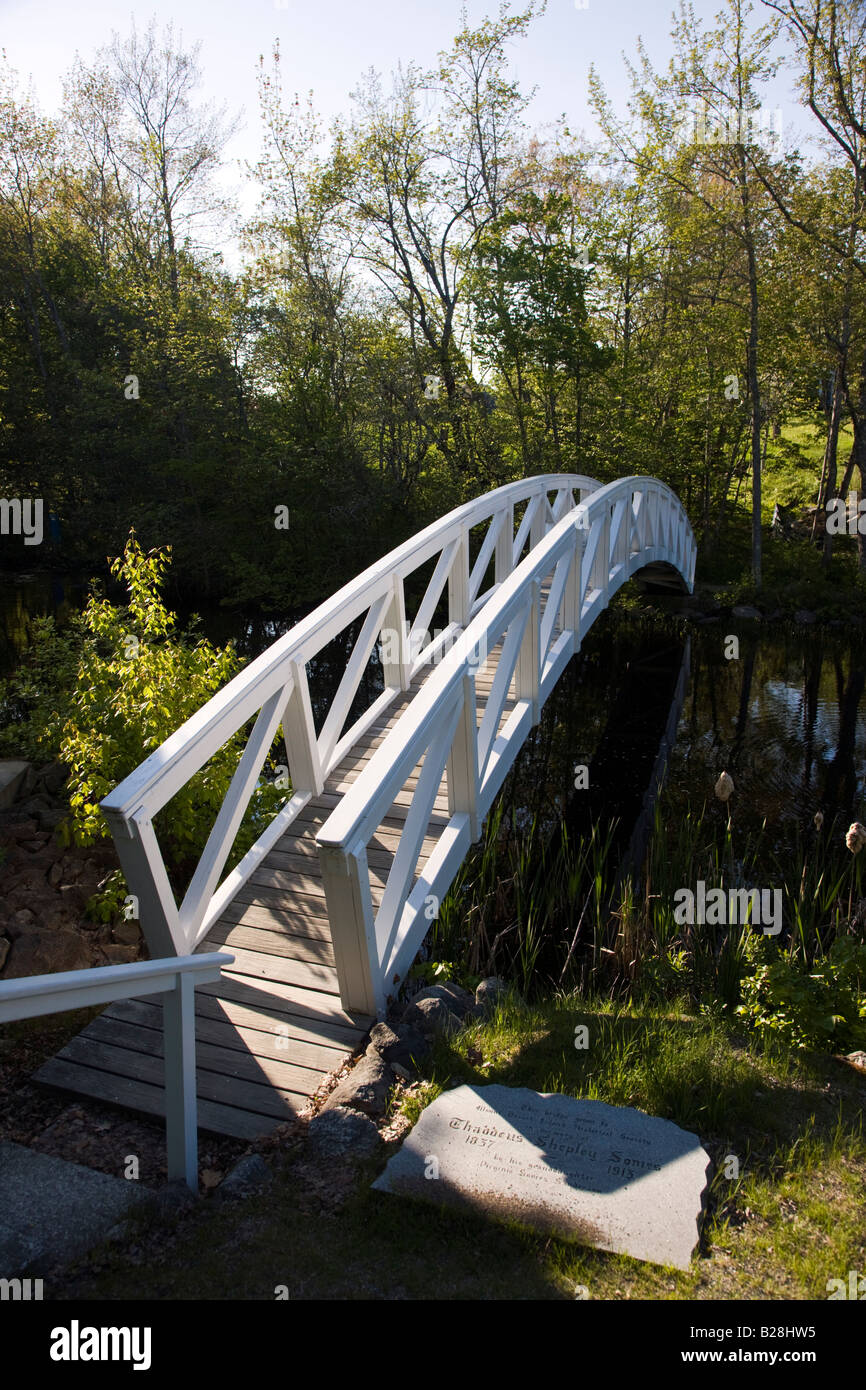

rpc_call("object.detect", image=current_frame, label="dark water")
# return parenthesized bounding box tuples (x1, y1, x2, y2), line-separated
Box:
(3, 573, 865, 856)
(505, 607, 866, 859)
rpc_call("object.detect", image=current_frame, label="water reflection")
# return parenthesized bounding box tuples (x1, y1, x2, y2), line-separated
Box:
(3, 575, 865, 858)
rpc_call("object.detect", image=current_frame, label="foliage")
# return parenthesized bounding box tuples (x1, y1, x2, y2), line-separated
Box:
(736, 933, 866, 1051)
(0, 614, 83, 761)
(44, 537, 286, 893)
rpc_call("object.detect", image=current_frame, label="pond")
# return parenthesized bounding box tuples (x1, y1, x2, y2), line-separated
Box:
(2, 572, 864, 864)
(502, 603, 866, 864)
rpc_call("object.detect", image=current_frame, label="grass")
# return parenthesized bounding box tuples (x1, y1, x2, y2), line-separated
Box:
(54, 993, 866, 1302)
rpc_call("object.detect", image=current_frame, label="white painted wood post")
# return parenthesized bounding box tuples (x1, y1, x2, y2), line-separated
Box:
(494, 503, 514, 585)
(102, 809, 184, 958)
(381, 573, 410, 692)
(445, 674, 481, 840)
(448, 525, 471, 628)
(282, 661, 324, 796)
(529, 488, 546, 550)
(590, 509, 611, 603)
(515, 578, 541, 724)
(318, 842, 383, 1016)
(162, 969, 198, 1191)
(611, 498, 628, 572)
(563, 526, 585, 656)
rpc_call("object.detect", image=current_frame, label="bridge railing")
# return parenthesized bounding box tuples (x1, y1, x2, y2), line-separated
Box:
(0, 952, 233, 1189)
(316, 476, 696, 1016)
(99, 474, 599, 960)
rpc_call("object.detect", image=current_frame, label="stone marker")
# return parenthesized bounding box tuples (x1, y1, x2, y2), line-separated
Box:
(372, 1084, 711, 1270)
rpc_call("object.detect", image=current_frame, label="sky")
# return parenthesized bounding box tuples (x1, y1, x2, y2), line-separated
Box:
(0, 0, 808, 258)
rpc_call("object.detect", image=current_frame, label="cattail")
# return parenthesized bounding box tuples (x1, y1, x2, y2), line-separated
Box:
(814, 810, 824, 831)
(846, 822, 866, 854)
(714, 771, 734, 803)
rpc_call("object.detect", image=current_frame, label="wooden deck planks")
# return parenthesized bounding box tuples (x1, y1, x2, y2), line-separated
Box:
(33, 628, 542, 1139)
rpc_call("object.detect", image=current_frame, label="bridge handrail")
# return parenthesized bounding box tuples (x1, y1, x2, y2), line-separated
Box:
(315, 475, 695, 1015)
(0, 952, 233, 1190)
(99, 473, 599, 959)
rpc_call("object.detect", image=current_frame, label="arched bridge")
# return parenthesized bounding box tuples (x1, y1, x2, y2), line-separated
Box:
(37, 475, 696, 1138)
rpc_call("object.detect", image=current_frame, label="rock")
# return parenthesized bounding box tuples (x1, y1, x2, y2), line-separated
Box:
(475, 977, 510, 1014)
(0, 1141, 151, 1273)
(148, 1180, 199, 1218)
(323, 1053, 394, 1117)
(34, 761, 69, 797)
(402, 995, 463, 1036)
(5, 819, 39, 841)
(58, 882, 91, 911)
(8, 908, 36, 936)
(112, 920, 142, 946)
(844, 1050, 866, 1073)
(731, 605, 762, 620)
(424, 982, 477, 1016)
(369, 1022, 431, 1070)
(0, 761, 32, 810)
(0, 937, 9, 972)
(59, 855, 83, 882)
(17, 794, 54, 814)
(794, 609, 817, 625)
(3, 927, 92, 978)
(402, 983, 477, 1033)
(307, 1106, 380, 1158)
(394, 1025, 431, 1062)
(47, 861, 64, 887)
(372, 1084, 712, 1271)
(366, 1021, 401, 1058)
(101, 943, 139, 965)
(215, 1154, 272, 1201)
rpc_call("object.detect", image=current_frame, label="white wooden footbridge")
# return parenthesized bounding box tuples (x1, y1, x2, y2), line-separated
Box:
(36, 474, 695, 1139)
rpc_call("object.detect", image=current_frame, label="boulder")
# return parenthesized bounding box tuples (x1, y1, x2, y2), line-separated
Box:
(215, 1154, 272, 1201)
(475, 976, 510, 1014)
(3, 927, 92, 978)
(402, 995, 463, 1036)
(365, 1022, 401, 1058)
(0, 937, 9, 972)
(5, 819, 39, 841)
(34, 761, 69, 798)
(323, 1053, 394, 1117)
(8, 908, 36, 936)
(112, 920, 142, 947)
(100, 943, 139, 965)
(731, 605, 762, 620)
(148, 1180, 199, 1218)
(306, 1105, 380, 1159)
(403, 982, 477, 1024)
(367, 1021, 430, 1069)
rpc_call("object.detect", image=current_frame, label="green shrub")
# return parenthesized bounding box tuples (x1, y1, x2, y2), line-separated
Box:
(0, 614, 83, 761)
(3, 535, 286, 902)
(736, 932, 866, 1051)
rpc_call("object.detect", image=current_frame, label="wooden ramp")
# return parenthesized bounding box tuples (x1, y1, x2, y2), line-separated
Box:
(34, 646, 517, 1139)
